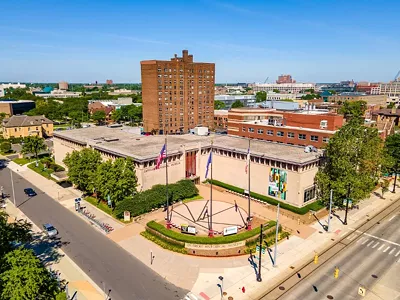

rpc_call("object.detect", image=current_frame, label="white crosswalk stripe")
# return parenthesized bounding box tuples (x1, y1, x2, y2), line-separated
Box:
(396, 251, 400, 257)
(372, 242, 380, 248)
(383, 246, 391, 253)
(389, 248, 396, 255)
(361, 238, 369, 245)
(367, 241, 374, 247)
(378, 244, 385, 251)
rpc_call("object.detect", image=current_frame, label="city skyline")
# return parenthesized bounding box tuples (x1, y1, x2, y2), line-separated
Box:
(1, 0, 399, 83)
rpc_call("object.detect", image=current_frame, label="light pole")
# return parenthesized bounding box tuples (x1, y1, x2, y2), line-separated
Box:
(273, 203, 280, 267)
(257, 223, 263, 282)
(218, 276, 224, 299)
(327, 189, 333, 232)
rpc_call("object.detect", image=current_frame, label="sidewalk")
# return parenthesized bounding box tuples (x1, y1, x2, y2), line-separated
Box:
(3, 200, 105, 300)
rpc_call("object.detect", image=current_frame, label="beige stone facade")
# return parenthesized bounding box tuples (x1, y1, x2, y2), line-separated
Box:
(53, 127, 321, 208)
(2, 115, 53, 139)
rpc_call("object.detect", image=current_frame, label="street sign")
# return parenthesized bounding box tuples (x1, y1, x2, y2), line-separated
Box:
(358, 286, 366, 297)
(256, 245, 260, 252)
(262, 247, 266, 255)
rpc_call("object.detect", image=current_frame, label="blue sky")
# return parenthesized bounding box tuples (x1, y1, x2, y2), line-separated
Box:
(0, 0, 398, 83)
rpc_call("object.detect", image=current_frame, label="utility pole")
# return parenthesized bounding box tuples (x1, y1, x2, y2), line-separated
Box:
(343, 185, 350, 225)
(209, 139, 214, 237)
(257, 223, 263, 282)
(393, 172, 397, 193)
(165, 136, 171, 229)
(327, 189, 333, 232)
(273, 203, 280, 267)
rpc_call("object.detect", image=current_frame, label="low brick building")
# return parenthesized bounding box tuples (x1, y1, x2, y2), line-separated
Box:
(2, 115, 53, 139)
(88, 102, 115, 121)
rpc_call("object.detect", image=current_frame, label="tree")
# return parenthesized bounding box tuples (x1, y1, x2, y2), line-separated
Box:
(231, 100, 244, 108)
(315, 121, 384, 224)
(21, 136, 46, 166)
(63, 148, 102, 193)
(338, 100, 367, 123)
(0, 112, 7, 124)
(91, 110, 106, 125)
(387, 102, 395, 109)
(380, 179, 390, 198)
(0, 142, 12, 154)
(384, 133, 400, 192)
(272, 89, 280, 93)
(214, 100, 226, 110)
(255, 91, 267, 103)
(301, 93, 321, 100)
(0, 248, 59, 299)
(94, 158, 137, 205)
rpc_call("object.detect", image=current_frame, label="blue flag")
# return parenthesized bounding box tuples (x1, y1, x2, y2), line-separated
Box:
(205, 151, 212, 178)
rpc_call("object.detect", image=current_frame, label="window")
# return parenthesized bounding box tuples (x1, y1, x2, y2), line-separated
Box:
(304, 186, 316, 203)
(257, 129, 264, 134)
(287, 132, 294, 138)
(267, 130, 274, 136)
(323, 137, 330, 143)
(310, 135, 319, 142)
(320, 120, 328, 129)
(298, 133, 306, 140)
(277, 131, 284, 137)
(248, 127, 254, 133)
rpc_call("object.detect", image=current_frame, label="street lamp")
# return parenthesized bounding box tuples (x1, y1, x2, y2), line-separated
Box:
(218, 276, 224, 299)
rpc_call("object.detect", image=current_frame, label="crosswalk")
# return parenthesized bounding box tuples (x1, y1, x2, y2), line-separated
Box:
(347, 234, 400, 259)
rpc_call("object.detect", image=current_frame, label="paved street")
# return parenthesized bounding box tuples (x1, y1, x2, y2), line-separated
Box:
(278, 206, 400, 300)
(0, 167, 188, 300)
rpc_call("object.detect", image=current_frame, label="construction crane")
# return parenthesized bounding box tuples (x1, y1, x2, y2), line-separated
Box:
(395, 70, 400, 81)
(264, 77, 269, 83)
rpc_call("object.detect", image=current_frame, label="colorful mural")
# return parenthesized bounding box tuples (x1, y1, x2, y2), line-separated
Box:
(268, 168, 287, 200)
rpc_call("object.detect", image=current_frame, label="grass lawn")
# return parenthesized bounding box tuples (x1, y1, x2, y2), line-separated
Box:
(27, 162, 54, 180)
(13, 157, 35, 165)
(182, 195, 203, 203)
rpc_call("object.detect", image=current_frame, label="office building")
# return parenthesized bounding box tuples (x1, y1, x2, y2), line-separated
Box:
(214, 110, 228, 130)
(58, 81, 69, 90)
(328, 93, 387, 106)
(0, 100, 35, 116)
(317, 81, 356, 93)
(0, 83, 27, 97)
(380, 79, 400, 98)
(141, 50, 215, 134)
(53, 126, 321, 207)
(106, 79, 114, 85)
(214, 95, 256, 109)
(276, 74, 296, 84)
(249, 83, 315, 94)
(355, 82, 380, 95)
(2, 115, 53, 139)
(227, 107, 344, 148)
(36, 90, 81, 99)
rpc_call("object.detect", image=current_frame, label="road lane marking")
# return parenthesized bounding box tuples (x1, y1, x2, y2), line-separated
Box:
(362, 238, 369, 245)
(349, 228, 400, 247)
(372, 242, 380, 248)
(378, 245, 385, 251)
(347, 233, 356, 240)
(367, 241, 374, 247)
(389, 248, 396, 255)
(396, 251, 400, 257)
(383, 246, 391, 253)
(388, 215, 397, 222)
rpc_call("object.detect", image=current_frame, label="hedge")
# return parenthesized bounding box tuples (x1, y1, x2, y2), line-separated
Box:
(114, 180, 199, 218)
(207, 179, 324, 215)
(146, 220, 276, 245)
(141, 231, 187, 254)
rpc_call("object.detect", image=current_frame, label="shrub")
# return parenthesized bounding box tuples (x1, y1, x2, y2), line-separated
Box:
(141, 231, 187, 254)
(208, 179, 324, 215)
(0, 141, 12, 153)
(115, 180, 198, 218)
(146, 220, 276, 245)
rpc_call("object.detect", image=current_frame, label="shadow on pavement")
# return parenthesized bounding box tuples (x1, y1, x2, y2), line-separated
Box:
(26, 233, 68, 267)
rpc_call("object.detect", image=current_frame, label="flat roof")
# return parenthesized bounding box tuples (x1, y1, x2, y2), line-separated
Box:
(54, 126, 321, 165)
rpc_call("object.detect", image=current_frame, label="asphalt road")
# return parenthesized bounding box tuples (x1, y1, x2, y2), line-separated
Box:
(279, 206, 400, 300)
(0, 167, 188, 300)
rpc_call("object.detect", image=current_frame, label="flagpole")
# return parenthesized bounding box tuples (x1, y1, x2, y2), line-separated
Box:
(165, 135, 171, 229)
(209, 139, 214, 237)
(247, 138, 252, 230)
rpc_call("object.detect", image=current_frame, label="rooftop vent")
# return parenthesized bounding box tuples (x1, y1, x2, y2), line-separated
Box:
(104, 137, 119, 142)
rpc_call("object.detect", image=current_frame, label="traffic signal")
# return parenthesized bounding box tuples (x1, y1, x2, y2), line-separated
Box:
(262, 247, 266, 255)
(314, 254, 318, 264)
(334, 267, 339, 278)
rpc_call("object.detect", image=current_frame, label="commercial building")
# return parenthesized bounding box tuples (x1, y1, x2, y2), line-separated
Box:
(355, 82, 380, 95)
(106, 79, 113, 85)
(380, 80, 400, 98)
(316, 81, 356, 93)
(108, 89, 140, 96)
(214, 110, 228, 130)
(0, 83, 27, 97)
(0, 100, 35, 116)
(53, 126, 322, 208)
(2, 115, 53, 139)
(36, 90, 81, 99)
(58, 81, 69, 90)
(276, 74, 296, 84)
(249, 83, 315, 94)
(227, 107, 344, 148)
(328, 92, 387, 106)
(141, 50, 215, 134)
(251, 101, 300, 110)
(214, 95, 256, 109)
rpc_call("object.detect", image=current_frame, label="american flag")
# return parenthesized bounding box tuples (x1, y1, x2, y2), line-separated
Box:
(205, 151, 212, 178)
(154, 144, 166, 170)
(245, 147, 250, 174)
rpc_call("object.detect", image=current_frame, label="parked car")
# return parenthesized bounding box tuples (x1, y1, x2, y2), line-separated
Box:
(24, 188, 37, 197)
(43, 223, 58, 238)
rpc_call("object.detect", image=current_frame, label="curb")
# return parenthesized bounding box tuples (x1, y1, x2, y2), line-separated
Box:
(82, 199, 127, 226)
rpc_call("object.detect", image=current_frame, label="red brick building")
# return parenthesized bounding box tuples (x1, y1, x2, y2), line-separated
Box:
(227, 108, 344, 148)
(276, 74, 296, 84)
(214, 110, 228, 130)
(88, 102, 115, 121)
(141, 50, 215, 134)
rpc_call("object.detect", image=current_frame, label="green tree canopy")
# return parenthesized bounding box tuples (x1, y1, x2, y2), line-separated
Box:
(338, 100, 367, 123)
(272, 89, 280, 93)
(231, 100, 244, 108)
(0, 248, 59, 299)
(255, 91, 267, 103)
(111, 105, 143, 123)
(21, 136, 47, 162)
(63, 148, 102, 193)
(91, 110, 106, 125)
(0, 142, 12, 153)
(315, 121, 384, 207)
(94, 158, 137, 204)
(214, 100, 226, 110)
(301, 93, 321, 100)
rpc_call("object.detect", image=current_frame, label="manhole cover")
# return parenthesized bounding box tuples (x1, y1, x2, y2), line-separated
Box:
(372, 274, 378, 278)
(279, 286, 285, 290)
(327, 295, 334, 299)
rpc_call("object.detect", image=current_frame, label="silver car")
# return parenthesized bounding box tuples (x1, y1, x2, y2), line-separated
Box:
(43, 223, 58, 238)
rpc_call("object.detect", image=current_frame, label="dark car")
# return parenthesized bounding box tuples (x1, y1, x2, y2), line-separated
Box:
(24, 188, 37, 197)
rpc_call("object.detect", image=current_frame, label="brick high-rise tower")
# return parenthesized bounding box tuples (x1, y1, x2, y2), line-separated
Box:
(141, 50, 215, 134)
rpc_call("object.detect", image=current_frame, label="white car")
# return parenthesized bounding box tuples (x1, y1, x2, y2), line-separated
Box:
(43, 223, 58, 238)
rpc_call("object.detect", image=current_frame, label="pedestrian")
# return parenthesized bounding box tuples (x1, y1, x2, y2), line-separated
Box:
(235, 202, 238, 212)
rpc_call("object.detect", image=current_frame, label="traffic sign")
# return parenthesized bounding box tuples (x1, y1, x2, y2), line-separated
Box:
(262, 247, 266, 254)
(256, 245, 260, 252)
(358, 286, 366, 297)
